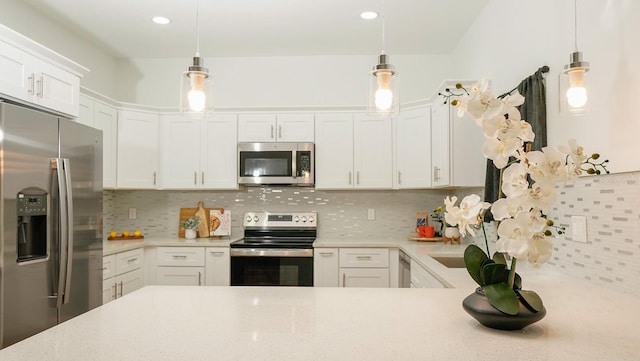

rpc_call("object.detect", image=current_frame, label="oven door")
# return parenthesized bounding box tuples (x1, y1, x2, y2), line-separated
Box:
(230, 248, 314, 286)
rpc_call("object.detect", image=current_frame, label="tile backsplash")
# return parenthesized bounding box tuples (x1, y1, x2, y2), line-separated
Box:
(105, 172, 640, 297)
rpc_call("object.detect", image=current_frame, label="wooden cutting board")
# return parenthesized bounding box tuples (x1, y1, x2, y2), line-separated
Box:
(407, 236, 444, 242)
(179, 205, 224, 238)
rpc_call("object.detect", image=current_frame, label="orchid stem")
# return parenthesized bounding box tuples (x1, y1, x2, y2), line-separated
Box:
(508, 257, 517, 289)
(480, 220, 490, 257)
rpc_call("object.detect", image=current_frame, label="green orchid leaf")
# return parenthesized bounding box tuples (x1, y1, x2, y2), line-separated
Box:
(492, 252, 507, 265)
(464, 245, 489, 286)
(514, 273, 522, 290)
(484, 283, 520, 315)
(517, 289, 544, 312)
(481, 263, 509, 285)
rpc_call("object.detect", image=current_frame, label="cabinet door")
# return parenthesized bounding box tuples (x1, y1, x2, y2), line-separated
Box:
(0, 40, 33, 103)
(410, 260, 445, 288)
(201, 114, 238, 189)
(237, 114, 276, 142)
(314, 113, 354, 189)
(157, 267, 205, 286)
(93, 102, 118, 189)
(395, 107, 432, 188)
(353, 114, 392, 189)
(431, 102, 451, 187)
(116, 268, 144, 297)
(35, 58, 80, 117)
(205, 247, 230, 286)
(117, 110, 159, 189)
(77, 95, 94, 127)
(276, 113, 314, 142)
(158, 115, 201, 189)
(340, 268, 389, 288)
(102, 277, 116, 304)
(314, 248, 339, 287)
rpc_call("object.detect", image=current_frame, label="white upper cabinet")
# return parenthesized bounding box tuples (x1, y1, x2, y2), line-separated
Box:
(0, 29, 83, 117)
(238, 113, 314, 142)
(78, 94, 118, 189)
(394, 106, 432, 189)
(159, 113, 238, 190)
(315, 113, 392, 190)
(430, 87, 485, 187)
(117, 110, 159, 189)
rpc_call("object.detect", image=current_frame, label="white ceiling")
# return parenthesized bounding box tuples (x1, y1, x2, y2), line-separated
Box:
(23, 0, 489, 59)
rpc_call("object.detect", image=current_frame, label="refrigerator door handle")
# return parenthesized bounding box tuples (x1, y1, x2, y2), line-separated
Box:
(52, 158, 68, 308)
(62, 158, 74, 305)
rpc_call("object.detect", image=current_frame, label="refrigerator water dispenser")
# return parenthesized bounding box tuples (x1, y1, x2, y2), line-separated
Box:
(17, 189, 48, 263)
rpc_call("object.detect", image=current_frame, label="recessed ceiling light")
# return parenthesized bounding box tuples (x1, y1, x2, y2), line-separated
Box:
(360, 11, 379, 20)
(152, 16, 171, 25)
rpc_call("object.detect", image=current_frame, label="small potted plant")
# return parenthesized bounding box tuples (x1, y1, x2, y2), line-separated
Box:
(181, 215, 201, 239)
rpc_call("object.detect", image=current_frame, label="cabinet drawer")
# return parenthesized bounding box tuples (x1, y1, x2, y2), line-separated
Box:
(102, 254, 116, 280)
(339, 248, 389, 268)
(157, 266, 205, 286)
(157, 247, 205, 266)
(115, 248, 144, 275)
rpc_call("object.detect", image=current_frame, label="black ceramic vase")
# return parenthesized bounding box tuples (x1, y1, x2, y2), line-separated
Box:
(462, 287, 546, 330)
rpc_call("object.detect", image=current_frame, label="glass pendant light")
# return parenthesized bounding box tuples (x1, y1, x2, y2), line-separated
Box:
(562, 0, 590, 112)
(180, 0, 213, 116)
(368, 2, 399, 116)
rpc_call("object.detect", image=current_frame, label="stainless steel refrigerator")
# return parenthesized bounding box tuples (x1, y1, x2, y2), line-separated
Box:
(0, 101, 103, 348)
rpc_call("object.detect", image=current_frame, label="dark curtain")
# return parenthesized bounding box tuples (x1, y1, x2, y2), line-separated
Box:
(484, 67, 548, 221)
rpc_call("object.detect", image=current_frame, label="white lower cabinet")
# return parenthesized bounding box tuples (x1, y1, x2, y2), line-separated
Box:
(156, 247, 205, 286)
(314, 248, 339, 287)
(205, 247, 230, 286)
(338, 248, 390, 288)
(102, 248, 144, 304)
(410, 259, 445, 288)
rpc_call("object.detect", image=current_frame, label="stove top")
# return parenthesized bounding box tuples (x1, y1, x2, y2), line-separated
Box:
(232, 211, 317, 249)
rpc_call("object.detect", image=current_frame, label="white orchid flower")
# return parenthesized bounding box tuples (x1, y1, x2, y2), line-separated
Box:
(559, 139, 587, 165)
(483, 136, 522, 169)
(443, 196, 461, 227)
(526, 232, 553, 266)
(526, 147, 568, 185)
(443, 194, 490, 237)
(501, 163, 530, 198)
(524, 183, 557, 213)
(515, 209, 548, 234)
(496, 218, 529, 259)
(491, 197, 525, 221)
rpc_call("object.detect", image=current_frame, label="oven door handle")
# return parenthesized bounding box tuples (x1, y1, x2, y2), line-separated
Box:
(230, 248, 313, 257)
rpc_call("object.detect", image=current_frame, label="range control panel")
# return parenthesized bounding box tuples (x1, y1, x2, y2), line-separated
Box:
(243, 212, 317, 228)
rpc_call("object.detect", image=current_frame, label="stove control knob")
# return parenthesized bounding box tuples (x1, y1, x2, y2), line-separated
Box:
(308, 216, 314, 223)
(294, 216, 300, 222)
(246, 216, 252, 222)
(301, 216, 307, 223)
(253, 215, 259, 222)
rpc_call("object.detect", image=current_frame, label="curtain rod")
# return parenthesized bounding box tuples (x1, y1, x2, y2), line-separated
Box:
(498, 66, 549, 99)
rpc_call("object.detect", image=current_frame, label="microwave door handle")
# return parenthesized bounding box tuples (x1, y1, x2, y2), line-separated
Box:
(292, 150, 297, 179)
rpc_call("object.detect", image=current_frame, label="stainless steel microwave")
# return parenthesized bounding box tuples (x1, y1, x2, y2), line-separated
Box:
(238, 142, 314, 186)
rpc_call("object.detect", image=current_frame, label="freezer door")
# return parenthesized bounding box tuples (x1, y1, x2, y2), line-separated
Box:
(0, 103, 59, 348)
(58, 119, 103, 322)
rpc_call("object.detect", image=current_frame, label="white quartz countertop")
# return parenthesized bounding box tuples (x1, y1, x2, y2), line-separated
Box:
(1, 281, 638, 360)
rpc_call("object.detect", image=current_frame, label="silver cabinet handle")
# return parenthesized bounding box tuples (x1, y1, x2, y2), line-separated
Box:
(118, 281, 123, 298)
(28, 73, 35, 95)
(342, 273, 346, 287)
(198, 272, 202, 286)
(172, 255, 188, 259)
(356, 255, 372, 260)
(356, 171, 360, 185)
(201, 171, 205, 185)
(101, 267, 108, 271)
(194, 171, 197, 185)
(270, 125, 274, 139)
(398, 171, 402, 185)
(36, 76, 43, 97)
(112, 283, 117, 300)
(127, 258, 138, 263)
(278, 125, 282, 139)
(153, 171, 157, 185)
(210, 251, 224, 256)
(319, 252, 334, 256)
(348, 171, 352, 185)
(433, 166, 440, 182)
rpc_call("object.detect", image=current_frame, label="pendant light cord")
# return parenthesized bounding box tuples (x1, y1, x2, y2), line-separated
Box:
(573, 0, 578, 51)
(195, 0, 201, 56)
(381, 0, 386, 54)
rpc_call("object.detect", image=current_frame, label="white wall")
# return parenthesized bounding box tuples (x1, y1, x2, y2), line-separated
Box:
(115, 54, 454, 108)
(0, 0, 119, 97)
(451, 0, 640, 173)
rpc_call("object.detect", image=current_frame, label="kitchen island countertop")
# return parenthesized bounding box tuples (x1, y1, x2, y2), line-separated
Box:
(1, 276, 638, 360)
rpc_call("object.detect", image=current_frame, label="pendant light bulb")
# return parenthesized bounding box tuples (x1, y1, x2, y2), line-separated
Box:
(375, 70, 393, 111)
(368, 54, 399, 116)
